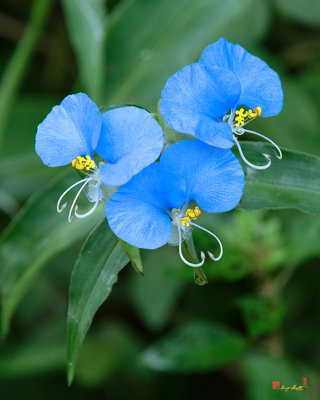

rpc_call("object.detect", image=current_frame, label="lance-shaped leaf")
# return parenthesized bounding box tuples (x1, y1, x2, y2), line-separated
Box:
(237, 142, 320, 214)
(0, 169, 104, 338)
(67, 222, 129, 385)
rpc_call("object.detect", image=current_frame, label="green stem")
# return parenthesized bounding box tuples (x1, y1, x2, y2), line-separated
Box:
(184, 238, 208, 286)
(0, 0, 54, 148)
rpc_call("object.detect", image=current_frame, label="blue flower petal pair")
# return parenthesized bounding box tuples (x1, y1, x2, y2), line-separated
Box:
(36, 93, 164, 186)
(106, 139, 244, 255)
(160, 37, 283, 169)
(36, 93, 164, 221)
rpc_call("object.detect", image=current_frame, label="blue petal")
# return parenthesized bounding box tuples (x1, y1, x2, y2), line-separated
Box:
(96, 107, 164, 186)
(195, 117, 234, 149)
(199, 37, 283, 117)
(160, 63, 240, 148)
(105, 163, 186, 249)
(35, 93, 101, 166)
(160, 140, 245, 213)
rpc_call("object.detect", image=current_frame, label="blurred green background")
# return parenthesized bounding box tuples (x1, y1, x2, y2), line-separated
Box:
(0, 0, 320, 399)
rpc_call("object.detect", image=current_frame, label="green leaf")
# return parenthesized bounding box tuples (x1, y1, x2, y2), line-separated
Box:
(119, 239, 143, 275)
(61, 0, 107, 102)
(275, 0, 320, 27)
(141, 320, 246, 372)
(129, 247, 185, 331)
(237, 142, 320, 214)
(67, 222, 129, 385)
(105, 0, 255, 108)
(197, 210, 287, 281)
(0, 169, 104, 338)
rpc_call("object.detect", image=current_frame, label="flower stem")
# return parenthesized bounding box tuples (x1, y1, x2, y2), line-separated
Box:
(184, 238, 208, 286)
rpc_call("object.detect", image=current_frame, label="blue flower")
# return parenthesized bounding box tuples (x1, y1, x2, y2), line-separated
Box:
(106, 139, 244, 267)
(160, 37, 283, 170)
(36, 93, 164, 221)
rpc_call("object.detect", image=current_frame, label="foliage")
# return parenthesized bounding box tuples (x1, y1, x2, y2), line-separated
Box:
(0, 0, 319, 399)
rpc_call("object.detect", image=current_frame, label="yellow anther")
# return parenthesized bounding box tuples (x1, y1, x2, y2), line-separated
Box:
(186, 209, 196, 219)
(71, 155, 95, 171)
(182, 216, 191, 227)
(234, 106, 262, 127)
(183, 206, 201, 226)
(194, 206, 201, 217)
(248, 106, 262, 119)
(234, 108, 248, 127)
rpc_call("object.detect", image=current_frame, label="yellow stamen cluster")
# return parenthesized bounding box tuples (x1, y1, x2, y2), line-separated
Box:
(71, 155, 95, 171)
(234, 108, 247, 127)
(234, 106, 262, 127)
(248, 106, 262, 119)
(182, 206, 201, 227)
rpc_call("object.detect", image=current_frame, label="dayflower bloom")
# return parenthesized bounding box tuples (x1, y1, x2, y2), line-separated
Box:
(106, 139, 244, 267)
(36, 93, 164, 221)
(160, 37, 283, 170)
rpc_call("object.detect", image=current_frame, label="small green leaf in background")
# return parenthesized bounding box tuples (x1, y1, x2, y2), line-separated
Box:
(141, 320, 246, 372)
(119, 239, 144, 276)
(67, 222, 129, 385)
(61, 0, 108, 102)
(196, 210, 287, 282)
(0, 169, 105, 338)
(238, 296, 286, 339)
(237, 142, 320, 214)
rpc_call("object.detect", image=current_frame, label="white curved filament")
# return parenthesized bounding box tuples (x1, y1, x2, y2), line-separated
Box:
(57, 178, 89, 213)
(178, 226, 205, 268)
(74, 182, 100, 219)
(233, 135, 272, 170)
(188, 221, 223, 261)
(68, 178, 92, 222)
(243, 129, 282, 160)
